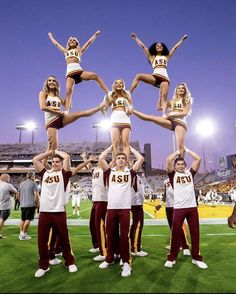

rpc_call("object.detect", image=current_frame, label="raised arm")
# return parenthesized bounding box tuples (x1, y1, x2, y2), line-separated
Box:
(33, 151, 52, 173)
(168, 34, 188, 59)
(131, 33, 151, 61)
(39, 91, 64, 115)
(55, 150, 71, 171)
(48, 32, 66, 53)
(98, 146, 112, 171)
(166, 150, 181, 173)
(81, 30, 101, 54)
(72, 155, 96, 175)
(185, 147, 201, 172)
(130, 146, 144, 172)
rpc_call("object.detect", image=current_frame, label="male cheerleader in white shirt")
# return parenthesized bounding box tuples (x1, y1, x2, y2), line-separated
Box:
(156, 178, 190, 255)
(165, 147, 208, 269)
(98, 145, 144, 277)
(130, 174, 148, 257)
(33, 150, 77, 277)
(90, 160, 108, 261)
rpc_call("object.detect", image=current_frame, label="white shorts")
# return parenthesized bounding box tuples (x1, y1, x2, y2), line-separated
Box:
(72, 196, 81, 207)
(110, 110, 131, 128)
(170, 113, 187, 130)
(66, 63, 83, 77)
(152, 67, 170, 82)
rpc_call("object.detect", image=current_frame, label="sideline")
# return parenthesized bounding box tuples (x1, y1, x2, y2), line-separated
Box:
(5, 218, 228, 226)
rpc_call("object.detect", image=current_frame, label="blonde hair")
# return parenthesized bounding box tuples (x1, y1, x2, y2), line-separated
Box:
(171, 82, 193, 115)
(110, 79, 129, 102)
(43, 76, 60, 97)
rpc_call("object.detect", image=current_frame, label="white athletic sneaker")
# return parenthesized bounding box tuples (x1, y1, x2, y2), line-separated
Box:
(55, 252, 63, 257)
(192, 259, 208, 269)
(183, 249, 191, 256)
(119, 259, 124, 266)
(121, 262, 132, 277)
(19, 234, 32, 241)
(164, 260, 176, 268)
(165, 245, 170, 250)
(89, 247, 99, 253)
(93, 255, 106, 262)
(68, 264, 78, 273)
(34, 267, 50, 278)
(49, 258, 62, 265)
(132, 250, 148, 257)
(99, 261, 114, 269)
(114, 254, 120, 260)
(77, 211, 80, 216)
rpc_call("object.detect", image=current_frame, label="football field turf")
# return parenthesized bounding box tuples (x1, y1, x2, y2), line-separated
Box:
(1, 201, 236, 293)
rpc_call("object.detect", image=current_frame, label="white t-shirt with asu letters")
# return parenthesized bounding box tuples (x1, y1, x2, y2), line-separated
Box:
(168, 168, 197, 209)
(105, 167, 136, 209)
(39, 168, 71, 212)
(92, 167, 108, 202)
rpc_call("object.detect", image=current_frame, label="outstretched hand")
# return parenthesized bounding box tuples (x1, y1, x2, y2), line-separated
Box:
(131, 32, 137, 39)
(183, 34, 188, 40)
(48, 32, 53, 38)
(95, 30, 101, 36)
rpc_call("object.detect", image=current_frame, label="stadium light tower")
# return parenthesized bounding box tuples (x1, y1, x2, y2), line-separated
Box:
(92, 119, 111, 143)
(16, 122, 38, 144)
(196, 119, 215, 173)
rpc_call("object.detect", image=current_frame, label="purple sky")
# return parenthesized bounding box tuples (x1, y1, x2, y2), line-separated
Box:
(1, 0, 236, 171)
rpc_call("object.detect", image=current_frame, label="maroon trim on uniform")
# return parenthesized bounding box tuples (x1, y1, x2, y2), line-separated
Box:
(67, 71, 83, 84)
(152, 74, 170, 88)
(39, 168, 47, 180)
(130, 169, 137, 187)
(62, 169, 72, 191)
(168, 170, 175, 189)
(104, 168, 111, 187)
(133, 175, 138, 192)
(170, 120, 187, 132)
(46, 116, 64, 130)
(190, 167, 196, 178)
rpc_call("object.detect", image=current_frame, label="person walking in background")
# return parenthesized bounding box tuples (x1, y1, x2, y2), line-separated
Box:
(71, 182, 82, 216)
(130, 33, 187, 116)
(165, 147, 208, 269)
(48, 31, 108, 112)
(33, 150, 77, 278)
(18, 172, 39, 240)
(0, 174, 17, 239)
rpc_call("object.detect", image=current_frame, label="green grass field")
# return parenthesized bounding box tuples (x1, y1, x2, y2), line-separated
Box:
(1, 201, 236, 293)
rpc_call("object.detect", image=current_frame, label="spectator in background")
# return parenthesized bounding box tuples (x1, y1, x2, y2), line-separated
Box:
(0, 174, 17, 239)
(18, 172, 39, 240)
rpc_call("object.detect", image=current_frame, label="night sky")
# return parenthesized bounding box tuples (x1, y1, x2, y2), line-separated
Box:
(1, 0, 236, 171)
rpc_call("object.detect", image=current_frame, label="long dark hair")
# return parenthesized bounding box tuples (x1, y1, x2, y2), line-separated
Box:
(148, 42, 169, 56)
